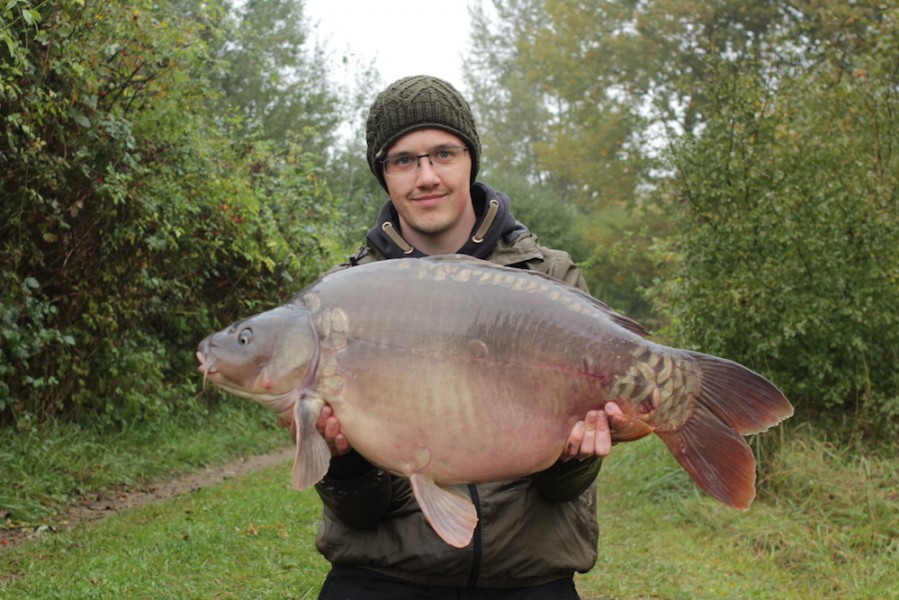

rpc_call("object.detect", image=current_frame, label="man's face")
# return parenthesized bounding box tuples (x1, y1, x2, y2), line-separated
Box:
(383, 129, 475, 255)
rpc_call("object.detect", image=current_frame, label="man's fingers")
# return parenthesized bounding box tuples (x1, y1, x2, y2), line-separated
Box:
(604, 401, 623, 417)
(593, 408, 612, 457)
(332, 433, 350, 456)
(324, 415, 340, 440)
(579, 410, 598, 457)
(566, 421, 585, 458)
(316, 405, 334, 432)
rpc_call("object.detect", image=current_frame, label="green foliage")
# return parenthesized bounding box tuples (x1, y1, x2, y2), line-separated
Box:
(467, 0, 789, 209)
(322, 65, 389, 252)
(654, 9, 899, 432)
(579, 205, 670, 324)
(0, 0, 341, 426)
(210, 0, 339, 154)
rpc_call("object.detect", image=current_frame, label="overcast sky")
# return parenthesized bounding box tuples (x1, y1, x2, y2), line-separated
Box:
(304, 0, 475, 90)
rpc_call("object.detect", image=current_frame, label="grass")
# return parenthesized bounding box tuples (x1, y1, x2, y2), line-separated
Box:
(0, 398, 288, 524)
(1, 462, 329, 598)
(580, 429, 898, 599)
(1, 419, 896, 598)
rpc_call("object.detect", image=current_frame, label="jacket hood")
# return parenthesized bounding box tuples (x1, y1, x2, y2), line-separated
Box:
(366, 182, 529, 260)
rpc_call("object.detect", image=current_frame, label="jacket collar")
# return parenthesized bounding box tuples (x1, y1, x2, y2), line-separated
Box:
(366, 182, 530, 261)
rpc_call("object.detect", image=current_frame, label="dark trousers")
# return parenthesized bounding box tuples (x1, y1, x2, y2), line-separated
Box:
(318, 567, 581, 600)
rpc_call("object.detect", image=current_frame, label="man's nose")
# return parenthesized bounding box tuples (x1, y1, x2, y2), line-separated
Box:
(415, 156, 441, 184)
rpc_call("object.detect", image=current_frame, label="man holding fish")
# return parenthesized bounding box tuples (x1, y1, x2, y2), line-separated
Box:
(310, 75, 619, 599)
(197, 75, 791, 599)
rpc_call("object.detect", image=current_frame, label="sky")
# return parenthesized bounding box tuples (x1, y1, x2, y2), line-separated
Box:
(303, 0, 476, 91)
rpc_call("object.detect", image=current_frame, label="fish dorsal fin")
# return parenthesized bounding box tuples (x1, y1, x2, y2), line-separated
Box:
(590, 297, 650, 338)
(409, 474, 478, 548)
(290, 395, 331, 489)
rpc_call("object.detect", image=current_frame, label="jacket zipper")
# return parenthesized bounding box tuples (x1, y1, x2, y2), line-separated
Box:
(465, 484, 483, 588)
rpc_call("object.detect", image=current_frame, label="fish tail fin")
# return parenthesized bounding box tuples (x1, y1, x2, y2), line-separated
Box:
(291, 395, 331, 490)
(655, 352, 793, 509)
(686, 352, 794, 435)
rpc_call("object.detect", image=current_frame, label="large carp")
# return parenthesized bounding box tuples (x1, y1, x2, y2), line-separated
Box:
(197, 256, 793, 548)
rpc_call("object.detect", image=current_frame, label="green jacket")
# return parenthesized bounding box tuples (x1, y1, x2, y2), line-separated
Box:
(314, 182, 601, 588)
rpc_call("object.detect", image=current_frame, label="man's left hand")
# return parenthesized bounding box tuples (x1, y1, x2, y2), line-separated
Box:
(561, 402, 622, 461)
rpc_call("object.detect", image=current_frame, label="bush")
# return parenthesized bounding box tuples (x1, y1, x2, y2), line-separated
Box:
(653, 23, 899, 437)
(0, 1, 341, 426)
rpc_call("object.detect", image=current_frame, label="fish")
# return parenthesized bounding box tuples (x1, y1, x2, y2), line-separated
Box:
(196, 255, 793, 548)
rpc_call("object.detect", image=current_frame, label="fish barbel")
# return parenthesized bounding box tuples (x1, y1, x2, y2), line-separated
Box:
(197, 256, 793, 547)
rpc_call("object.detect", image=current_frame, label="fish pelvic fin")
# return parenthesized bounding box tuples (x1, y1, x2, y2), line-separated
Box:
(655, 352, 793, 510)
(410, 474, 478, 548)
(291, 395, 331, 490)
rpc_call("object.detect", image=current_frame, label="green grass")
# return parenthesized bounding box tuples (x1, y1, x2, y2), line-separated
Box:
(1, 462, 329, 598)
(2, 422, 896, 599)
(0, 399, 288, 524)
(579, 431, 898, 599)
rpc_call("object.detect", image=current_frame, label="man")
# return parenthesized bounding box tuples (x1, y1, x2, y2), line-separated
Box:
(311, 75, 620, 599)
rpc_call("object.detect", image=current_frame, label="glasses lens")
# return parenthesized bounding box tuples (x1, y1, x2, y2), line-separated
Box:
(383, 147, 467, 177)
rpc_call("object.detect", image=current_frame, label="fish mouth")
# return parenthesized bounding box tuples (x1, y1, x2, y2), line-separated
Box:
(195, 348, 294, 408)
(196, 349, 218, 389)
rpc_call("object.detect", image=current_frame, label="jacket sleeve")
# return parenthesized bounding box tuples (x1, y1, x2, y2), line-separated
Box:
(314, 450, 394, 529)
(530, 455, 602, 501)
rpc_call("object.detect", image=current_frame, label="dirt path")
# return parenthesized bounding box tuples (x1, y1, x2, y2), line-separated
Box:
(1, 447, 294, 549)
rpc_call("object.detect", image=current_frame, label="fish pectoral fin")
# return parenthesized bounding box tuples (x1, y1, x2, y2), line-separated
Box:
(291, 395, 331, 490)
(608, 411, 655, 442)
(409, 474, 477, 549)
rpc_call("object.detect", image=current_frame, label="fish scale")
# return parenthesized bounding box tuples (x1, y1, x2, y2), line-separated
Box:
(197, 255, 793, 548)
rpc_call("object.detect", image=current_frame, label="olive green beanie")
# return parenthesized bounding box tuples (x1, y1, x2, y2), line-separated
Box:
(366, 75, 480, 190)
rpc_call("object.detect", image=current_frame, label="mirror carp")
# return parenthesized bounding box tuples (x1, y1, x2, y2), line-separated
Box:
(197, 256, 793, 548)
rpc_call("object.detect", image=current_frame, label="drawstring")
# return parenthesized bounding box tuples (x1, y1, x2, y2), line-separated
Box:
(380, 196, 499, 254)
(471, 198, 499, 244)
(381, 221, 415, 255)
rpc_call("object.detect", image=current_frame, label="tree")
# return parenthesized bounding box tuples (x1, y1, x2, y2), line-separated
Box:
(210, 0, 339, 155)
(466, 0, 791, 208)
(654, 5, 899, 433)
(0, 0, 342, 425)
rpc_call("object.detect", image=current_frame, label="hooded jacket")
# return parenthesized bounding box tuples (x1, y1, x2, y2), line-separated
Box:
(314, 182, 601, 588)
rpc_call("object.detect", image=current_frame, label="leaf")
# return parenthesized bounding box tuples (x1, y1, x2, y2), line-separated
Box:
(70, 110, 91, 129)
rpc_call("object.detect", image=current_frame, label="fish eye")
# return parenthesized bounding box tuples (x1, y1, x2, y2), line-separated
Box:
(238, 329, 253, 345)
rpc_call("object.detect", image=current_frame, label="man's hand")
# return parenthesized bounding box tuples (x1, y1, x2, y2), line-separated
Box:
(315, 404, 351, 457)
(276, 404, 351, 457)
(561, 402, 622, 461)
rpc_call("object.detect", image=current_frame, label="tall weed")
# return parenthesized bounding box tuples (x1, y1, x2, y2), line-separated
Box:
(672, 424, 898, 598)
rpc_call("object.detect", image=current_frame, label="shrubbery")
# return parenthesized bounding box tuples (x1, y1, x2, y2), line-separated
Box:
(1, 1, 341, 426)
(654, 16, 899, 435)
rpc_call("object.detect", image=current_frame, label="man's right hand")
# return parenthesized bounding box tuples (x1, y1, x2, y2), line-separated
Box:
(315, 404, 351, 457)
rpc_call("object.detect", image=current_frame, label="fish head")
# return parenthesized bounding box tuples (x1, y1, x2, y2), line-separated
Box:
(196, 303, 319, 414)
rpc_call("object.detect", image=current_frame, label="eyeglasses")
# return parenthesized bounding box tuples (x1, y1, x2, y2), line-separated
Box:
(381, 146, 469, 177)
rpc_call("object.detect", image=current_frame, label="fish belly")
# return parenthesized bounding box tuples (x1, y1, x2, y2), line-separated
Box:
(304, 260, 628, 484)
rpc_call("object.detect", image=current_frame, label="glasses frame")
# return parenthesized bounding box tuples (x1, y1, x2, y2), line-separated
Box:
(381, 146, 469, 177)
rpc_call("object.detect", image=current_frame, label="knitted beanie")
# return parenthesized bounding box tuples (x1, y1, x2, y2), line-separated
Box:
(366, 75, 480, 190)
